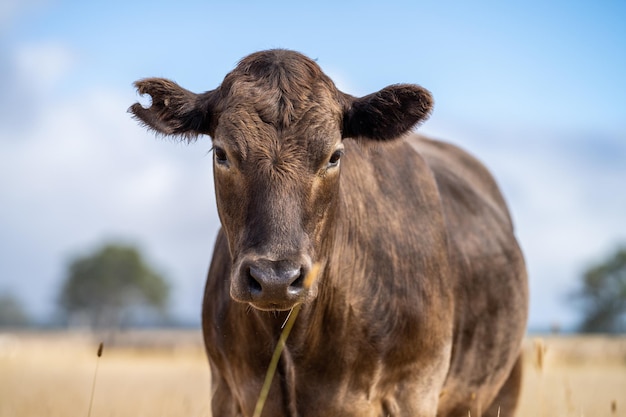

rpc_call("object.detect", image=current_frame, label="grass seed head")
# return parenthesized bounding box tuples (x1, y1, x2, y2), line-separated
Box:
(534, 338, 546, 371)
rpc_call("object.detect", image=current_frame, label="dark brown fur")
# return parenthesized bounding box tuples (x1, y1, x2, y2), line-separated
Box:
(130, 49, 528, 417)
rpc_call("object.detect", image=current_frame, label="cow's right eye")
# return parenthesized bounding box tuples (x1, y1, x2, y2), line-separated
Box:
(213, 147, 229, 166)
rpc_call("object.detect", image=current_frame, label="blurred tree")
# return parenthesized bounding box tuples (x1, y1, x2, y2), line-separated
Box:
(571, 247, 626, 333)
(0, 292, 31, 327)
(58, 244, 170, 328)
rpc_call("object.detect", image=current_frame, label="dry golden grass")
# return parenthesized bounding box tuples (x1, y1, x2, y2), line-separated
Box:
(1, 331, 624, 417)
(0, 330, 212, 417)
(517, 336, 626, 417)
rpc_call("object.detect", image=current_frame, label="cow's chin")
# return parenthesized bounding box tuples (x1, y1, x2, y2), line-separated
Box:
(247, 300, 301, 312)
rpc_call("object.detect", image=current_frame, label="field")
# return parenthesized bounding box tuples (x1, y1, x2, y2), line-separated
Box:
(1, 330, 624, 417)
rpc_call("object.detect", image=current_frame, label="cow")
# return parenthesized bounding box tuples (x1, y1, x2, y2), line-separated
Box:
(130, 49, 528, 417)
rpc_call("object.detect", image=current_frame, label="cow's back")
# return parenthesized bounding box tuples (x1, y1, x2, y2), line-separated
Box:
(410, 135, 528, 415)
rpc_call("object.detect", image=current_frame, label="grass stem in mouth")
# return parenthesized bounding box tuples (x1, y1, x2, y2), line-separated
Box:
(252, 263, 320, 417)
(281, 308, 294, 329)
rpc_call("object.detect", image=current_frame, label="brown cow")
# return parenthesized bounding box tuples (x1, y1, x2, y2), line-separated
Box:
(130, 49, 528, 417)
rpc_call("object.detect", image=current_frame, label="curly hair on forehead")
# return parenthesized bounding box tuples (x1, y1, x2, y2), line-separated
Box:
(218, 49, 341, 129)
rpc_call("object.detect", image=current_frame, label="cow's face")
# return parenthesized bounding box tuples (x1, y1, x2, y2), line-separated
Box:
(210, 86, 344, 311)
(130, 49, 432, 311)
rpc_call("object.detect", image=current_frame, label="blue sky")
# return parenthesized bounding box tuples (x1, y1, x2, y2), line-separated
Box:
(1, 0, 625, 330)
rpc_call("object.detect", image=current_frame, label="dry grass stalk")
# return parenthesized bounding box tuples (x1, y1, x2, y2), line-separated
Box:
(534, 338, 546, 371)
(87, 342, 104, 417)
(532, 338, 546, 417)
(252, 263, 321, 417)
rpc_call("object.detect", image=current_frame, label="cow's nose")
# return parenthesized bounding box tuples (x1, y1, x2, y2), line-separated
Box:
(246, 260, 305, 300)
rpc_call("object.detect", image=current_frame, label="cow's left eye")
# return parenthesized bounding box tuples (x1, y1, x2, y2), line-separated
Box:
(327, 150, 343, 168)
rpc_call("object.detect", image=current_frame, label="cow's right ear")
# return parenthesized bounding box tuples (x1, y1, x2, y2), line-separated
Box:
(341, 84, 433, 141)
(129, 78, 219, 141)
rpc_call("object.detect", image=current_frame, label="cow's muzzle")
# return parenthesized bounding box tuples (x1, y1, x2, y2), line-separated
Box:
(231, 256, 314, 311)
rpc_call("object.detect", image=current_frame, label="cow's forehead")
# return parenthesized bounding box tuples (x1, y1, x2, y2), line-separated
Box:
(214, 81, 343, 156)
(212, 51, 345, 163)
(219, 76, 342, 124)
(214, 101, 342, 167)
(216, 51, 343, 126)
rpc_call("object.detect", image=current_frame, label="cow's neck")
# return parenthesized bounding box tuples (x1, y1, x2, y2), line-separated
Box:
(244, 139, 448, 345)
(220, 139, 454, 414)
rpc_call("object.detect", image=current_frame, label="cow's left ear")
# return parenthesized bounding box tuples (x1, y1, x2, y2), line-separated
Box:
(341, 84, 433, 141)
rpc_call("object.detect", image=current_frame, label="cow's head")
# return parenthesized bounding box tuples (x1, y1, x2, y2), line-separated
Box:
(130, 49, 432, 311)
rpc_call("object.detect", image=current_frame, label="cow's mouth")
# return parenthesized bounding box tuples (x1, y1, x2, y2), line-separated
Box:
(248, 300, 302, 312)
(239, 282, 313, 312)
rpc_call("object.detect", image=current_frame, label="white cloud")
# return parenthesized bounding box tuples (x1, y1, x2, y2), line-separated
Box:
(0, 40, 76, 131)
(14, 41, 76, 92)
(0, 51, 220, 321)
(423, 122, 626, 330)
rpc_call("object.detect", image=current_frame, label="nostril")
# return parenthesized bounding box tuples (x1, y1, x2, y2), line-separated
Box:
(289, 270, 305, 289)
(246, 267, 263, 294)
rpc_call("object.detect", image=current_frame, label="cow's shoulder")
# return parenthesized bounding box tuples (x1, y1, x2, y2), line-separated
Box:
(408, 134, 513, 231)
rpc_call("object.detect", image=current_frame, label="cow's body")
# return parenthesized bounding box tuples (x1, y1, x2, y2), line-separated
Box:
(131, 49, 528, 417)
